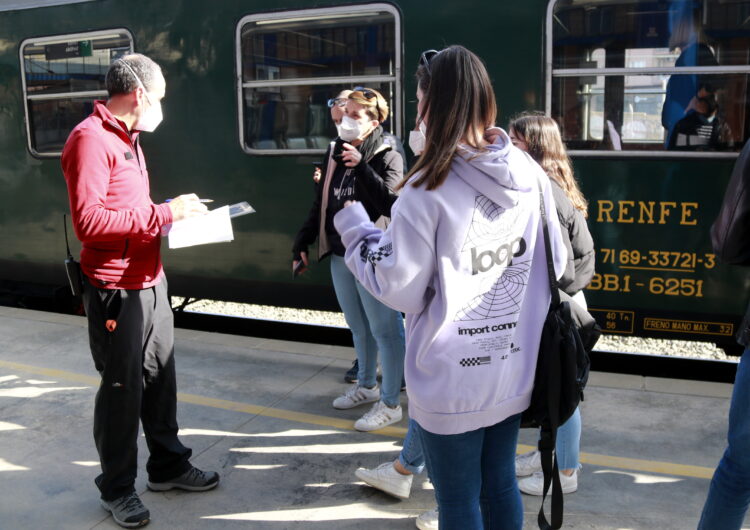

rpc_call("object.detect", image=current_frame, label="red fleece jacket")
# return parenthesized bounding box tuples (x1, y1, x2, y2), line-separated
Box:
(61, 101, 173, 289)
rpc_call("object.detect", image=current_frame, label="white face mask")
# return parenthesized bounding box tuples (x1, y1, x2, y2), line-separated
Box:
(134, 92, 163, 132)
(117, 59, 163, 133)
(339, 115, 368, 142)
(409, 121, 427, 155)
(335, 122, 343, 138)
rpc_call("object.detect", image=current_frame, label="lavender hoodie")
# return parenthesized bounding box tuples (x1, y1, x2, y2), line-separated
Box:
(334, 129, 567, 435)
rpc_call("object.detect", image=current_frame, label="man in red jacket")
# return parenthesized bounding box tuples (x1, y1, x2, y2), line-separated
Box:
(62, 53, 218, 529)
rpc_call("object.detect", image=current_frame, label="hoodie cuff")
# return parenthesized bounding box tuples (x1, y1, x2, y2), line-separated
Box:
(333, 201, 369, 235)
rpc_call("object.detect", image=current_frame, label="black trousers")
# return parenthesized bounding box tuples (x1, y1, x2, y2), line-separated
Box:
(82, 277, 192, 501)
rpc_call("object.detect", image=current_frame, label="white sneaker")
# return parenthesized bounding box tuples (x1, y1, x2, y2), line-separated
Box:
(518, 469, 579, 496)
(354, 400, 402, 431)
(355, 461, 413, 499)
(332, 384, 380, 409)
(515, 449, 541, 477)
(416, 508, 439, 530)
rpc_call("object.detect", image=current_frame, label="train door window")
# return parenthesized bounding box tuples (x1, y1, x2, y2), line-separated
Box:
(20, 29, 133, 157)
(547, 0, 750, 157)
(236, 4, 401, 155)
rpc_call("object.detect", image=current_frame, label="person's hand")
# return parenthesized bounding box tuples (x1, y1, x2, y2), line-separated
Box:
(343, 200, 358, 208)
(341, 143, 362, 167)
(484, 126, 503, 145)
(313, 167, 322, 183)
(168, 194, 208, 222)
(293, 251, 309, 275)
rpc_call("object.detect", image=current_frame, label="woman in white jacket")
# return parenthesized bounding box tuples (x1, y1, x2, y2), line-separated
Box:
(334, 45, 567, 529)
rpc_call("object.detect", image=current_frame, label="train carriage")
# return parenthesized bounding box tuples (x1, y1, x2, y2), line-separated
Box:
(1, 0, 749, 352)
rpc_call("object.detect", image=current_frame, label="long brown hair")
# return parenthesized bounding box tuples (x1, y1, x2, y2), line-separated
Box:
(509, 113, 589, 217)
(398, 45, 497, 191)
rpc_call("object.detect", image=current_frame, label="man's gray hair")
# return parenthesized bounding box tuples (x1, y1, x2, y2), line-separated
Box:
(105, 53, 162, 96)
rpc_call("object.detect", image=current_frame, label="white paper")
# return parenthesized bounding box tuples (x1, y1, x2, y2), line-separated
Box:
(168, 205, 234, 249)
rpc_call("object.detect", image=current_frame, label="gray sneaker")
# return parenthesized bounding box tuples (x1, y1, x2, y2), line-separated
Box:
(147, 466, 219, 492)
(100, 492, 150, 528)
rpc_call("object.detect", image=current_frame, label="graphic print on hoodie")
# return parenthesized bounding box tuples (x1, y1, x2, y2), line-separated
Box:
(455, 195, 531, 322)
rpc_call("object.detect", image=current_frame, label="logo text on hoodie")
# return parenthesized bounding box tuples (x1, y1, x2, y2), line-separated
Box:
(471, 237, 526, 275)
(455, 195, 532, 322)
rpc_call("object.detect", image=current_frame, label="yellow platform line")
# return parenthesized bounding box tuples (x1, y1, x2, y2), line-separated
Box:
(0, 360, 407, 438)
(0, 359, 715, 479)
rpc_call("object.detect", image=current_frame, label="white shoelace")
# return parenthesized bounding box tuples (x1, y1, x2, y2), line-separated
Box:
(347, 386, 368, 402)
(361, 402, 395, 423)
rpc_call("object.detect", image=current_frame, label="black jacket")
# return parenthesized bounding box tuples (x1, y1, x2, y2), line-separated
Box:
(551, 180, 596, 296)
(293, 136, 403, 261)
(711, 140, 750, 348)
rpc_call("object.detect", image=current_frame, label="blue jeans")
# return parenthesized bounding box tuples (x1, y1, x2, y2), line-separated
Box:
(698, 347, 750, 530)
(329, 255, 405, 407)
(416, 414, 523, 530)
(556, 406, 581, 471)
(400, 419, 426, 475)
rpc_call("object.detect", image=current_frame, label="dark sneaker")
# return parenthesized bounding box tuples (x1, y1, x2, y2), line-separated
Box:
(147, 466, 219, 492)
(100, 492, 150, 528)
(401, 377, 406, 391)
(344, 359, 359, 383)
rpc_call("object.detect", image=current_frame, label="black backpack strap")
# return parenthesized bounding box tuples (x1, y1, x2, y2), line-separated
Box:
(536, 172, 564, 530)
(537, 171, 560, 306)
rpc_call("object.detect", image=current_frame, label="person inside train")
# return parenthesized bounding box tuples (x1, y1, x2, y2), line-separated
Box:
(668, 83, 733, 151)
(508, 112, 595, 496)
(292, 87, 407, 432)
(661, 5, 719, 148)
(333, 45, 567, 529)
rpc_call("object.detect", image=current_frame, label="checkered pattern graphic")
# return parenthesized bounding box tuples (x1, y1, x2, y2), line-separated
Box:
(359, 242, 393, 266)
(459, 356, 492, 367)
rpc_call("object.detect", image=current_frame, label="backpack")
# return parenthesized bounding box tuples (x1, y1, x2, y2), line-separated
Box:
(521, 176, 599, 530)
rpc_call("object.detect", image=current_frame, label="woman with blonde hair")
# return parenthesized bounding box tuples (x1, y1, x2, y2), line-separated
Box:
(334, 46, 568, 529)
(292, 87, 406, 432)
(508, 112, 595, 497)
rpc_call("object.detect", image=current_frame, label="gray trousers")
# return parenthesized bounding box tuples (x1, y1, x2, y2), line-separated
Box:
(82, 277, 191, 501)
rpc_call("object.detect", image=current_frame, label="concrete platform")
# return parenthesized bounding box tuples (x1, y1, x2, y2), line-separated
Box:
(0, 305, 745, 529)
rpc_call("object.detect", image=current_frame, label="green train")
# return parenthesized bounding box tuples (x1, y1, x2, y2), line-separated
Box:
(2, 0, 749, 350)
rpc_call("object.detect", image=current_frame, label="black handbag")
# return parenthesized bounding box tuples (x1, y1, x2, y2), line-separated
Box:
(521, 177, 599, 530)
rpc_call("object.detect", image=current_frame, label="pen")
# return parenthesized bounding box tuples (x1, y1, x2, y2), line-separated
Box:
(165, 198, 213, 203)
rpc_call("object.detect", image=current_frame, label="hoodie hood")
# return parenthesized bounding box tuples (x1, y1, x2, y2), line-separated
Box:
(452, 127, 532, 210)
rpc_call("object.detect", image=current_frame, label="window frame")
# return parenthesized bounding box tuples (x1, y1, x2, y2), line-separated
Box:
(545, 0, 750, 159)
(19, 28, 134, 158)
(234, 3, 402, 156)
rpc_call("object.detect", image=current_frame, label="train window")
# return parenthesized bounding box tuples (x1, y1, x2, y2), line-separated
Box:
(20, 29, 133, 157)
(548, 0, 750, 157)
(236, 4, 401, 155)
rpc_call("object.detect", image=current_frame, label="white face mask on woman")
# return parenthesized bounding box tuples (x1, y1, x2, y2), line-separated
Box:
(339, 115, 368, 142)
(408, 120, 427, 156)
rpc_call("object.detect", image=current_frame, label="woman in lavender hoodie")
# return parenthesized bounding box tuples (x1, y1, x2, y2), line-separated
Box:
(334, 46, 567, 529)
